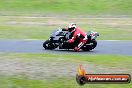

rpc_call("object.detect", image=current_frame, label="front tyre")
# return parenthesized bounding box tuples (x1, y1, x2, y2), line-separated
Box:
(82, 39, 97, 51)
(91, 39, 97, 49)
(43, 40, 56, 50)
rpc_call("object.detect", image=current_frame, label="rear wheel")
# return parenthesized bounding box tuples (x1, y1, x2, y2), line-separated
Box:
(43, 40, 56, 50)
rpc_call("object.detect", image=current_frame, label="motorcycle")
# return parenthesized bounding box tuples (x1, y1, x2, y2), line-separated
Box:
(43, 28, 99, 51)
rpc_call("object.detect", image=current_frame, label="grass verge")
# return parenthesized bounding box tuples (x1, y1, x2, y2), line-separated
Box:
(0, 0, 132, 16)
(0, 75, 131, 88)
(0, 53, 132, 71)
(0, 53, 132, 88)
(0, 16, 132, 40)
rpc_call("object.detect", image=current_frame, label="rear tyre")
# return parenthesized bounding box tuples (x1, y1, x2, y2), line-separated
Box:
(43, 40, 56, 50)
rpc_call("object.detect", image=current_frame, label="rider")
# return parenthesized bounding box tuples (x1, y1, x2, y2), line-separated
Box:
(64, 23, 88, 52)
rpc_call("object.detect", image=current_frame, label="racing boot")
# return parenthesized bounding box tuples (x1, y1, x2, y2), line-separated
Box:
(74, 39, 87, 52)
(74, 47, 80, 52)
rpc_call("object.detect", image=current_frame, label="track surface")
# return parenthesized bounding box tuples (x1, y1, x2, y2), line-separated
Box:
(0, 40, 132, 55)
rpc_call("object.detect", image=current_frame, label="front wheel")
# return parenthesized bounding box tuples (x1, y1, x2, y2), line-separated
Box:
(82, 39, 97, 51)
(91, 39, 97, 49)
(43, 40, 56, 50)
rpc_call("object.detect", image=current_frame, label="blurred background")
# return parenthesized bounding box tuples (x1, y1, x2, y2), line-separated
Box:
(0, 1, 132, 88)
(0, 0, 132, 40)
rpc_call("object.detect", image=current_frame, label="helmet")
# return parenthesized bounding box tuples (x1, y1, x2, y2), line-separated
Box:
(68, 23, 76, 32)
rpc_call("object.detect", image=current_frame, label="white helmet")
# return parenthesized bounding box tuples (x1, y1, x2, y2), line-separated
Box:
(68, 23, 76, 29)
(68, 23, 76, 32)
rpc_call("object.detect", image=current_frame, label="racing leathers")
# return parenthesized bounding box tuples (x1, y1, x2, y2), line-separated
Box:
(67, 27, 88, 51)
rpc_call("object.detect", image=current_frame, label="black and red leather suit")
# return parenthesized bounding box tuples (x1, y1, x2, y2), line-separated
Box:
(64, 27, 88, 51)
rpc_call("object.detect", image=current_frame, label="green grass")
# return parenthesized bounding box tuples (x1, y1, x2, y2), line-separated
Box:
(0, 25, 55, 39)
(0, 53, 132, 88)
(0, 16, 132, 40)
(0, 75, 131, 88)
(0, 0, 132, 16)
(1, 53, 132, 71)
(0, 25, 132, 40)
(17, 54, 132, 68)
(0, 1, 131, 88)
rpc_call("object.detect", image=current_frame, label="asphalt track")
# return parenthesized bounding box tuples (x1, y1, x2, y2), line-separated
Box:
(0, 40, 132, 55)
